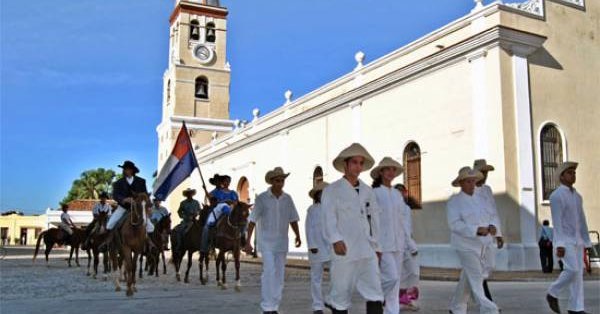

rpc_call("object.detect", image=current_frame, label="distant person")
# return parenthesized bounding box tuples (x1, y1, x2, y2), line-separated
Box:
(305, 181, 331, 314)
(546, 162, 592, 314)
(59, 204, 76, 244)
(539, 220, 554, 273)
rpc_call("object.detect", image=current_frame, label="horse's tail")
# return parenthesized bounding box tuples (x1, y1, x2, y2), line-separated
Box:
(33, 230, 47, 262)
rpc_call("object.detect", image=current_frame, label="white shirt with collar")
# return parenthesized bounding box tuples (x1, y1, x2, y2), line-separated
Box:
(321, 177, 381, 262)
(549, 184, 592, 248)
(373, 185, 406, 253)
(305, 203, 331, 262)
(447, 191, 493, 253)
(474, 184, 502, 237)
(60, 212, 72, 225)
(400, 198, 418, 253)
(249, 188, 300, 253)
(126, 176, 134, 185)
(92, 202, 112, 217)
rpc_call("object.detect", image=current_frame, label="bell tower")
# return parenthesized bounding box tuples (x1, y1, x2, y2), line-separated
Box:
(156, 0, 234, 213)
(157, 0, 234, 168)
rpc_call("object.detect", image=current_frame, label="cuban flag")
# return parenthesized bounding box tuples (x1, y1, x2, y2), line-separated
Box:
(153, 123, 200, 201)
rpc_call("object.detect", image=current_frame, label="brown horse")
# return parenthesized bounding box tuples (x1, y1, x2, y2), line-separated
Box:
(84, 211, 111, 279)
(108, 193, 148, 296)
(139, 214, 171, 278)
(214, 202, 250, 291)
(170, 217, 204, 283)
(33, 226, 86, 267)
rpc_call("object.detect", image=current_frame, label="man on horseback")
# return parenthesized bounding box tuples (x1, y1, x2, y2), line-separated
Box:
(200, 197, 232, 254)
(150, 197, 169, 226)
(174, 188, 201, 253)
(208, 174, 246, 246)
(59, 204, 76, 244)
(83, 191, 112, 249)
(103, 160, 152, 236)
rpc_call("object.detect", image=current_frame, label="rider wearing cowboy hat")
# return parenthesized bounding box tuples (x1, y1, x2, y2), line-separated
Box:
(83, 191, 112, 249)
(174, 188, 201, 252)
(105, 160, 151, 233)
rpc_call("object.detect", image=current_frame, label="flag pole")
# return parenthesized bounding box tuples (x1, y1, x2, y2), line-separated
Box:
(182, 121, 210, 201)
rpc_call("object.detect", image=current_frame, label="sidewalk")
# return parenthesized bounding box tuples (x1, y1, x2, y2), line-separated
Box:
(240, 255, 600, 282)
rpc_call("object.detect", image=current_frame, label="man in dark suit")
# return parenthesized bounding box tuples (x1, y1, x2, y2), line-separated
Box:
(105, 160, 151, 233)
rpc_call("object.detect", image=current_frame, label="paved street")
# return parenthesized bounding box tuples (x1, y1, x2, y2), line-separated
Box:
(1, 247, 599, 314)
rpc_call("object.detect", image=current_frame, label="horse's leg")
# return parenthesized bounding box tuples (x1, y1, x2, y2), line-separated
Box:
(86, 249, 91, 276)
(174, 251, 181, 282)
(138, 253, 143, 279)
(102, 251, 109, 280)
(93, 249, 99, 279)
(110, 247, 121, 292)
(215, 251, 222, 287)
(75, 246, 80, 267)
(162, 251, 167, 275)
(199, 253, 205, 285)
(220, 251, 228, 290)
(123, 246, 134, 297)
(132, 251, 139, 293)
(68, 246, 74, 267)
(234, 248, 241, 292)
(44, 243, 51, 266)
(184, 250, 192, 283)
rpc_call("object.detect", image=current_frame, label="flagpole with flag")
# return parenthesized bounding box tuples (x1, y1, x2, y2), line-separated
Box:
(153, 122, 209, 201)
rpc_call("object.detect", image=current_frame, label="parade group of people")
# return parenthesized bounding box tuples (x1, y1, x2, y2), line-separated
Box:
(55, 143, 593, 314)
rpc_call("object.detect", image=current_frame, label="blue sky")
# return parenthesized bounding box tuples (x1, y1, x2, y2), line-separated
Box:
(1, 0, 494, 214)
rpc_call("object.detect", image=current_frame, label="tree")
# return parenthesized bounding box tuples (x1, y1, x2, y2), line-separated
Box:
(61, 168, 116, 205)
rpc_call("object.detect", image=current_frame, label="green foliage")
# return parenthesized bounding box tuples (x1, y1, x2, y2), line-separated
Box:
(61, 168, 117, 206)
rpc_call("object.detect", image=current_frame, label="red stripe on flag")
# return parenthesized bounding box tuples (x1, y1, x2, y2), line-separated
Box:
(172, 126, 191, 160)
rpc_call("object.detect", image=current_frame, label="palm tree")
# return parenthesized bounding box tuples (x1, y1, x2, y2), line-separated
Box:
(61, 168, 116, 205)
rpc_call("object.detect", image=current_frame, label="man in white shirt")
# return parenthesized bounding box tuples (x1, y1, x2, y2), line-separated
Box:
(84, 192, 113, 248)
(59, 204, 76, 243)
(321, 143, 384, 314)
(371, 157, 406, 314)
(150, 197, 169, 225)
(244, 167, 301, 314)
(306, 181, 331, 314)
(546, 161, 592, 314)
(473, 159, 503, 302)
(447, 166, 499, 314)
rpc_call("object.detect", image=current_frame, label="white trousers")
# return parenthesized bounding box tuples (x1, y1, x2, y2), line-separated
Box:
(310, 260, 331, 310)
(106, 206, 153, 233)
(400, 250, 420, 289)
(548, 244, 585, 312)
(482, 243, 496, 279)
(59, 223, 73, 235)
(330, 256, 384, 311)
(380, 251, 403, 314)
(450, 250, 499, 314)
(260, 251, 287, 311)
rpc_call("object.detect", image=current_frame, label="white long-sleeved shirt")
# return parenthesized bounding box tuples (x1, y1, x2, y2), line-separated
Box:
(249, 188, 300, 253)
(92, 202, 112, 217)
(321, 178, 381, 262)
(305, 203, 331, 262)
(549, 184, 592, 248)
(373, 186, 406, 253)
(446, 191, 494, 253)
(400, 197, 418, 253)
(474, 185, 502, 237)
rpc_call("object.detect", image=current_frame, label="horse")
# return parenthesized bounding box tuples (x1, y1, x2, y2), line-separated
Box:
(138, 214, 171, 278)
(33, 226, 87, 267)
(108, 193, 148, 297)
(214, 202, 250, 291)
(84, 211, 111, 280)
(170, 215, 204, 283)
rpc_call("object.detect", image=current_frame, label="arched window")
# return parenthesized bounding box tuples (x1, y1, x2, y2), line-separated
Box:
(540, 124, 563, 200)
(195, 76, 208, 99)
(237, 177, 250, 203)
(403, 142, 422, 209)
(190, 20, 200, 41)
(313, 166, 323, 187)
(206, 22, 216, 43)
(166, 80, 171, 104)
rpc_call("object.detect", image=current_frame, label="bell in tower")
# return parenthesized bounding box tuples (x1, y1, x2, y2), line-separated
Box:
(206, 22, 216, 43)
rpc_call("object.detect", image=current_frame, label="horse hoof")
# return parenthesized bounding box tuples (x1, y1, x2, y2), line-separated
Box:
(133, 286, 137, 293)
(126, 289, 133, 297)
(176, 274, 181, 281)
(86, 272, 90, 276)
(115, 286, 121, 292)
(92, 274, 97, 279)
(217, 281, 222, 287)
(235, 285, 241, 292)
(184, 278, 189, 284)
(221, 284, 227, 290)
(103, 275, 108, 281)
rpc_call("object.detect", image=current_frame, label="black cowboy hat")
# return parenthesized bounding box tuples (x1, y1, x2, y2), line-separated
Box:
(99, 191, 109, 199)
(118, 160, 139, 174)
(209, 174, 222, 186)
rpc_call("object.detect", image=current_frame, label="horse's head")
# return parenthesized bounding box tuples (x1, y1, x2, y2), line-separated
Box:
(158, 213, 172, 233)
(97, 211, 109, 227)
(231, 202, 251, 227)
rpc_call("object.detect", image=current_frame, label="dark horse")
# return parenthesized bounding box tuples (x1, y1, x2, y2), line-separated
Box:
(84, 211, 111, 279)
(139, 214, 171, 278)
(213, 202, 250, 291)
(33, 226, 87, 267)
(170, 214, 205, 283)
(108, 193, 148, 296)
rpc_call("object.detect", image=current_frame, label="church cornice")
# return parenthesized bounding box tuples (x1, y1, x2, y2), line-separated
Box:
(170, 1, 228, 25)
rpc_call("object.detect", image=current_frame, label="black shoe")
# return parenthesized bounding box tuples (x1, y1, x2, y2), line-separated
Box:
(568, 311, 589, 314)
(366, 301, 383, 314)
(313, 311, 324, 314)
(483, 279, 493, 301)
(546, 294, 561, 314)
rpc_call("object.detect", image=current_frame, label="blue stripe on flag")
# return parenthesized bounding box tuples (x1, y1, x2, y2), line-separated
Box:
(153, 151, 197, 201)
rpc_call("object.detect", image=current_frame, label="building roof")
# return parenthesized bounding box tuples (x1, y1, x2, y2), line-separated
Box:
(66, 199, 98, 212)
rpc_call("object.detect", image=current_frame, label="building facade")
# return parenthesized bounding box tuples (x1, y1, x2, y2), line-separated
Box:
(157, 0, 600, 270)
